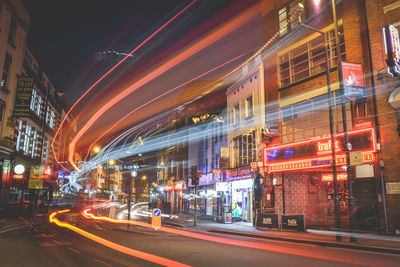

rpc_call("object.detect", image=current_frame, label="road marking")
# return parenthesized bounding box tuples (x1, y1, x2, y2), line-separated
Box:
(49, 210, 191, 267)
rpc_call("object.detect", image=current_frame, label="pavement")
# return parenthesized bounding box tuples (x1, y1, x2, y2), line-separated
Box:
(161, 215, 400, 255)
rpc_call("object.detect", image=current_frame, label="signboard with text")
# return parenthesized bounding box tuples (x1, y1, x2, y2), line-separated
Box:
(264, 128, 376, 172)
(342, 62, 366, 99)
(14, 77, 34, 118)
(225, 166, 254, 181)
(383, 25, 400, 76)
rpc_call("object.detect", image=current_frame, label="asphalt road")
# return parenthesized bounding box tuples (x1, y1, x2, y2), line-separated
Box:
(1, 213, 399, 267)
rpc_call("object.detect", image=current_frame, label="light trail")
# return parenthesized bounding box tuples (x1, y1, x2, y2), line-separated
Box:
(68, 1, 266, 171)
(50, 0, 198, 172)
(49, 209, 190, 267)
(79, 208, 384, 266)
(83, 51, 250, 161)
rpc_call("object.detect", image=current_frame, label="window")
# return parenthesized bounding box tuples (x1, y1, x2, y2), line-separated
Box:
(279, 26, 345, 87)
(46, 106, 56, 129)
(232, 130, 257, 167)
(8, 16, 17, 46)
(16, 120, 40, 159)
(281, 92, 352, 143)
(1, 53, 12, 90)
(279, 0, 305, 36)
(233, 104, 239, 124)
(245, 96, 253, 118)
(30, 89, 42, 116)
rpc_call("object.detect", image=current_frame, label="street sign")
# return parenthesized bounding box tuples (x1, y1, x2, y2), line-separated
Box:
(152, 208, 161, 230)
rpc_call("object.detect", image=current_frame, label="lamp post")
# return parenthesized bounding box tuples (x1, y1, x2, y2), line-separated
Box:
(128, 168, 137, 228)
(298, 3, 342, 241)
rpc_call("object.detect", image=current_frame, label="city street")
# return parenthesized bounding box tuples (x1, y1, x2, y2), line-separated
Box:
(1, 212, 399, 267)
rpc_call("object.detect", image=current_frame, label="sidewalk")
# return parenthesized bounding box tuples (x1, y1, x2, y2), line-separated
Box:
(162, 215, 400, 254)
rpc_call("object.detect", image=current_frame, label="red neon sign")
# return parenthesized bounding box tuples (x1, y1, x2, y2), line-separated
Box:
(264, 128, 376, 172)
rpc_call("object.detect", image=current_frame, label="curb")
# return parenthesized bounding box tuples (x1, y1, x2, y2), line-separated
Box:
(207, 229, 400, 255)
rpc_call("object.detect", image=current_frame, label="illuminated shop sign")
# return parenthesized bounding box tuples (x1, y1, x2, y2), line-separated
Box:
(263, 128, 376, 172)
(342, 61, 366, 99)
(383, 25, 400, 76)
(225, 166, 255, 181)
(166, 181, 185, 191)
(321, 173, 348, 182)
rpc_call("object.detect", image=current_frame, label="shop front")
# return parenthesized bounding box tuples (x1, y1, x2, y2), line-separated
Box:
(263, 128, 378, 230)
(222, 166, 255, 224)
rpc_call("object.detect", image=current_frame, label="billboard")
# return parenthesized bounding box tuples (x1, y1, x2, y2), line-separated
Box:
(383, 25, 400, 76)
(14, 77, 33, 118)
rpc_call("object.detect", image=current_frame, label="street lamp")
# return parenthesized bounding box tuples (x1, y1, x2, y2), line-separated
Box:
(108, 160, 116, 166)
(127, 166, 138, 228)
(93, 146, 101, 154)
(142, 175, 147, 180)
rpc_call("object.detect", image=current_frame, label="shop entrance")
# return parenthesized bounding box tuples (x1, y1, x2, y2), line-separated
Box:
(231, 179, 253, 223)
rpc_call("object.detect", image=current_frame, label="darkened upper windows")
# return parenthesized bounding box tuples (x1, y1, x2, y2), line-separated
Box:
(279, 0, 305, 36)
(279, 25, 345, 87)
(1, 53, 12, 90)
(8, 16, 17, 46)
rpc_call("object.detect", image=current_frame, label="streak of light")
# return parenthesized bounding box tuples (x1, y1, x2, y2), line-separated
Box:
(68, 1, 266, 171)
(68, 247, 81, 254)
(49, 210, 191, 267)
(81, 209, 388, 266)
(50, 0, 198, 172)
(84, 51, 250, 161)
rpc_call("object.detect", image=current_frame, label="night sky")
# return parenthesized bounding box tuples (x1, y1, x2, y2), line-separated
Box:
(21, 0, 260, 150)
(21, 0, 240, 105)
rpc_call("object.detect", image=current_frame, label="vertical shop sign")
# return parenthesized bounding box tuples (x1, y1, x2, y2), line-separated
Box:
(14, 77, 34, 118)
(383, 25, 400, 76)
(342, 62, 366, 99)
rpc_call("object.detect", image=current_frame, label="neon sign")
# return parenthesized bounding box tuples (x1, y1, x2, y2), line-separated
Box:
(264, 128, 376, 172)
(383, 25, 400, 76)
(317, 140, 340, 155)
(321, 173, 347, 182)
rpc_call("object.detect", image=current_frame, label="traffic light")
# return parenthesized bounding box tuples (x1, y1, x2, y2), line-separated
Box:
(191, 166, 199, 186)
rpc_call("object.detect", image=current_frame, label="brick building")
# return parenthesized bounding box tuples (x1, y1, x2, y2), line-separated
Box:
(258, 0, 400, 233)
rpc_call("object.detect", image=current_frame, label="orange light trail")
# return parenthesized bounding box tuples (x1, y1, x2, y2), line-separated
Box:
(80, 209, 381, 266)
(49, 209, 190, 267)
(49, 0, 198, 172)
(68, 1, 265, 171)
(84, 51, 250, 161)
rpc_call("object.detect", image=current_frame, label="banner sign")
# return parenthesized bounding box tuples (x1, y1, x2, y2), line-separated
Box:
(342, 62, 366, 99)
(383, 25, 400, 76)
(14, 77, 34, 118)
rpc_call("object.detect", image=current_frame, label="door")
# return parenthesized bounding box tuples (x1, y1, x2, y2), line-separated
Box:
(354, 179, 379, 231)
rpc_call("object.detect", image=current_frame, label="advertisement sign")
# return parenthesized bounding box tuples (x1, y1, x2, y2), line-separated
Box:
(30, 166, 44, 179)
(383, 25, 400, 76)
(281, 215, 305, 231)
(14, 77, 34, 118)
(225, 166, 255, 181)
(342, 62, 366, 99)
(28, 178, 43, 189)
(264, 128, 376, 172)
(257, 213, 279, 228)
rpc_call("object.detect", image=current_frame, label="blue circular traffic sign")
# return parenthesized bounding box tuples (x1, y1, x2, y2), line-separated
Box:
(153, 209, 161, 217)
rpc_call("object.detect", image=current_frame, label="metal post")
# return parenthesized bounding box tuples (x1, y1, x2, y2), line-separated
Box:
(127, 175, 132, 229)
(194, 185, 197, 227)
(331, 0, 356, 242)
